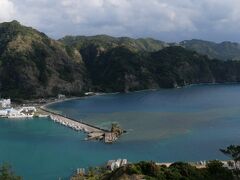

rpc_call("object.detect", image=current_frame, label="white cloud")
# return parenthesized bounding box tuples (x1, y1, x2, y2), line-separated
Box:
(0, 0, 16, 22)
(2, 0, 240, 42)
(60, 0, 197, 32)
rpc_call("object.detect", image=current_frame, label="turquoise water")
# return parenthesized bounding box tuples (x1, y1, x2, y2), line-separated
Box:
(1, 84, 240, 179)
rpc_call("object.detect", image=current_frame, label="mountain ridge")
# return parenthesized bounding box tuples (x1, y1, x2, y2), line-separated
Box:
(1, 20, 240, 99)
(60, 35, 240, 61)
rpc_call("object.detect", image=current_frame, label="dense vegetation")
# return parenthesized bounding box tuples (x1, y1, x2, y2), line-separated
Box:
(81, 46, 240, 92)
(180, 39, 240, 61)
(0, 164, 22, 180)
(220, 145, 240, 178)
(71, 161, 233, 180)
(61, 35, 240, 61)
(71, 145, 240, 180)
(60, 35, 169, 53)
(0, 21, 89, 99)
(2, 21, 240, 99)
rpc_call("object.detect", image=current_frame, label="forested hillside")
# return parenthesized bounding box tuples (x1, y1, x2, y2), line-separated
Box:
(1, 21, 240, 99)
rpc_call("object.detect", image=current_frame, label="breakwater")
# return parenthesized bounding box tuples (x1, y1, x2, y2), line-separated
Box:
(39, 106, 120, 143)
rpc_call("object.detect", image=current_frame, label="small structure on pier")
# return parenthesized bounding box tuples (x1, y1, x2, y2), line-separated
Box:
(104, 123, 125, 143)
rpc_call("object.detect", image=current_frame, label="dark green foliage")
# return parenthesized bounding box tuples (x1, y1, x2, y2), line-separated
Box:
(168, 162, 205, 179)
(220, 145, 240, 177)
(60, 35, 168, 53)
(2, 21, 240, 99)
(103, 161, 233, 180)
(180, 39, 240, 61)
(125, 164, 142, 175)
(0, 21, 88, 99)
(82, 45, 240, 93)
(61, 36, 240, 61)
(71, 159, 234, 180)
(206, 160, 233, 180)
(220, 145, 240, 162)
(0, 163, 22, 180)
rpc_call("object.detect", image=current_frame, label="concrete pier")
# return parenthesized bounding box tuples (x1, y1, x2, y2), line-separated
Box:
(39, 107, 119, 143)
(49, 114, 104, 133)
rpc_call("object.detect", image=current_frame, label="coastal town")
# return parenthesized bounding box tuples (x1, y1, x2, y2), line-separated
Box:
(0, 94, 125, 144)
(0, 98, 38, 118)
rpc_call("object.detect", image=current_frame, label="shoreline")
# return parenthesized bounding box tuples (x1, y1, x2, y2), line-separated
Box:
(4, 81, 240, 120)
(40, 96, 82, 109)
(33, 81, 240, 119)
(10, 82, 240, 106)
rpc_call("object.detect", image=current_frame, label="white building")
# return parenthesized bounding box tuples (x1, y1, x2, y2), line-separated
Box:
(20, 106, 37, 113)
(0, 106, 37, 118)
(84, 92, 95, 96)
(58, 94, 66, 99)
(107, 159, 128, 171)
(0, 99, 11, 109)
(0, 108, 18, 117)
(121, 159, 128, 166)
(0, 109, 9, 116)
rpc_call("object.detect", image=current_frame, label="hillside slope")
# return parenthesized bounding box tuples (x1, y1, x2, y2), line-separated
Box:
(0, 21, 89, 98)
(61, 35, 240, 61)
(180, 39, 240, 61)
(1, 21, 240, 99)
(60, 35, 169, 53)
(83, 46, 240, 92)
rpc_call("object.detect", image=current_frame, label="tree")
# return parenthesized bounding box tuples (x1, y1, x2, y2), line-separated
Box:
(0, 163, 22, 180)
(220, 145, 240, 176)
(206, 160, 233, 180)
(111, 123, 124, 136)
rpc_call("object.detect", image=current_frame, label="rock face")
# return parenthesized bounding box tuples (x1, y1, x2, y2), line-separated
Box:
(0, 21, 89, 99)
(1, 21, 240, 99)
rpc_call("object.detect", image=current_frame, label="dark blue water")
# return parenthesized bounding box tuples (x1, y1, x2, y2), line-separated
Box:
(1, 84, 240, 179)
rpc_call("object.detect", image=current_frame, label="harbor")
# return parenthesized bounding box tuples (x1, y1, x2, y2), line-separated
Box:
(0, 98, 38, 118)
(38, 94, 125, 143)
(0, 96, 124, 143)
(40, 106, 124, 143)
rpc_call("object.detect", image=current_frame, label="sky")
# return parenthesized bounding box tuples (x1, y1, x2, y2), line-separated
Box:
(0, 0, 240, 42)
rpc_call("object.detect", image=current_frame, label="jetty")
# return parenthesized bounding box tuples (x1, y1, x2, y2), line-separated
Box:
(40, 106, 122, 143)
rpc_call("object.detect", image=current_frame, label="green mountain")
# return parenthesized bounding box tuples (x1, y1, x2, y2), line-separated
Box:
(0, 20, 89, 98)
(1, 21, 240, 99)
(180, 39, 240, 61)
(61, 36, 240, 61)
(60, 35, 169, 53)
(82, 45, 240, 92)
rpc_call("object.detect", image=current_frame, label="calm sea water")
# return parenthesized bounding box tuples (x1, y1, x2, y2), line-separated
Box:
(1, 84, 240, 179)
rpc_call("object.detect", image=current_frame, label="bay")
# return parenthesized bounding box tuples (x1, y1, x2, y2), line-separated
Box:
(1, 84, 240, 179)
